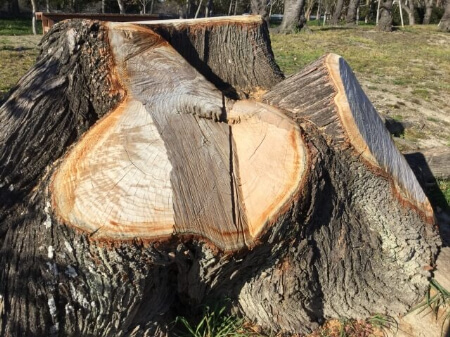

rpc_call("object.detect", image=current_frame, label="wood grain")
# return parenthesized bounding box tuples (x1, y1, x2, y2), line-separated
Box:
(51, 97, 175, 240)
(326, 54, 433, 220)
(229, 100, 306, 239)
(139, 15, 284, 97)
(50, 22, 307, 251)
(264, 53, 434, 222)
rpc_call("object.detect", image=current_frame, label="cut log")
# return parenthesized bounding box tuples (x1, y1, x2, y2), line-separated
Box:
(0, 16, 440, 337)
(134, 16, 284, 97)
(404, 147, 450, 182)
(263, 54, 434, 221)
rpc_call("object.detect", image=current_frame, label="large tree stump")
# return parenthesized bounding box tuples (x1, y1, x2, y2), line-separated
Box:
(0, 16, 440, 336)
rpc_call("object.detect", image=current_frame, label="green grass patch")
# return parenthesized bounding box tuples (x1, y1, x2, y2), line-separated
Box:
(427, 116, 440, 123)
(0, 35, 41, 101)
(409, 279, 450, 337)
(412, 88, 431, 100)
(0, 18, 42, 35)
(174, 303, 253, 337)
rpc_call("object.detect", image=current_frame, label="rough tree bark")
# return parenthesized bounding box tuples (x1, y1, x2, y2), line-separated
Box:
(346, 0, 361, 24)
(0, 16, 440, 337)
(331, 0, 345, 25)
(439, 0, 450, 31)
(277, 0, 308, 32)
(377, 0, 393, 30)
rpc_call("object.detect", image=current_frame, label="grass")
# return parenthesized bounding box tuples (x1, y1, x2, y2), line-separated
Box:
(174, 304, 254, 337)
(271, 25, 450, 92)
(409, 278, 450, 336)
(174, 304, 395, 337)
(0, 18, 42, 35)
(270, 25, 450, 146)
(0, 34, 41, 101)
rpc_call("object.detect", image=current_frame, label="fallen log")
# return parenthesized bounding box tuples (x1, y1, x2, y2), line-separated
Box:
(404, 147, 450, 182)
(0, 17, 440, 336)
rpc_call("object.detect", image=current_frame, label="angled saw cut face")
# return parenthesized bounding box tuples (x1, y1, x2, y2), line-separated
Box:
(325, 54, 432, 219)
(51, 23, 307, 251)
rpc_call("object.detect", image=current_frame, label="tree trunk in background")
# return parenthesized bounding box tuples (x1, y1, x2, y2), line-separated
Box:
(0, 16, 440, 337)
(195, 0, 203, 17)
(118, 0, 126, 13)
(277, 0, 307, 32)
(150, 0, 155, 13)
(205, 0, 213, 16)
(346, 0, 361, 24)
(251, 0, 269, 22)
(377, 0, 393, 30)
(185, 0, 196, 18)
(423, 0, 433, 23)
(228, 0, 234, 14)
(402, 0, 415, 25)
(30, 0, 37, 35)
(331, 0, 344, 24)
(305, 0, 316, 21)
(438, 0, 450, 30)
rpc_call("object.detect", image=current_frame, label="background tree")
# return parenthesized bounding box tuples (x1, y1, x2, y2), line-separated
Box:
(422, 0, 434, 22)
(304, 0, 316, 21)
(30, 0, 37, 34)
(400, 0, 416, 24)
(277, 0, 307, 32)
(117, 0, 126, 13)
(331, 0, 345, 24)
(7, 0, 21, 15)
(251, 0, 269, 21)
(438, 0, 450, 30)
(346, 0, 361, 23)
(377, 0, 393, 30)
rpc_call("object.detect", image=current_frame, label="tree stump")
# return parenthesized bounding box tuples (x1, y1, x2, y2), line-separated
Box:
(0, 16, 440, 336)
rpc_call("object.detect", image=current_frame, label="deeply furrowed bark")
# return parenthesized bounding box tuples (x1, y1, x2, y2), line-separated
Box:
(142, 16, 284, 98)
(0, 16, 440, 337)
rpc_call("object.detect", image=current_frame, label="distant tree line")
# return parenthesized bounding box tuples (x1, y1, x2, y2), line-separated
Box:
(0, 0, 448, 34)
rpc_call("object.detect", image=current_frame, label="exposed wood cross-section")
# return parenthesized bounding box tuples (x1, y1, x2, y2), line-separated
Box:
(0, 16, 440, 337)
